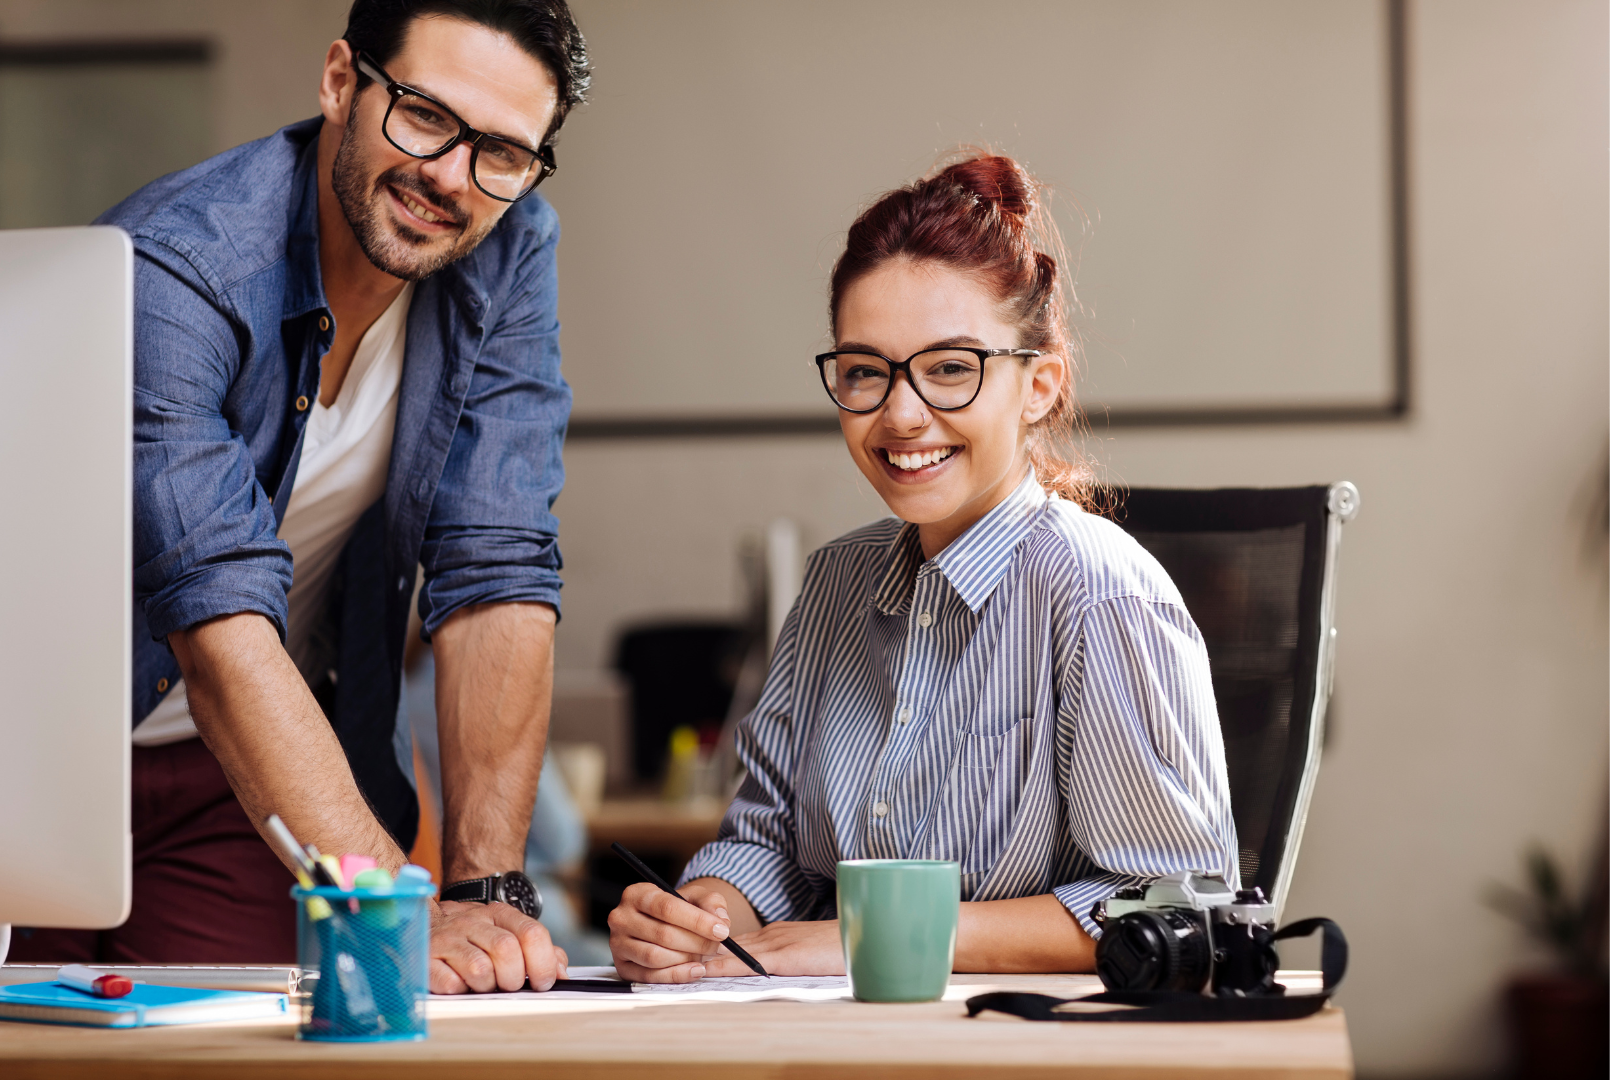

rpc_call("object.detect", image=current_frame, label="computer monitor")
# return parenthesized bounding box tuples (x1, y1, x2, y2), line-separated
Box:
(0, 226, 133, 962)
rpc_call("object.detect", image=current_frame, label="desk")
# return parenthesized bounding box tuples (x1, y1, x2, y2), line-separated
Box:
(0, 973, 1352, 1079)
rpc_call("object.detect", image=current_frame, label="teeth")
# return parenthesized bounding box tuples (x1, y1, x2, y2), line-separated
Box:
(884, 447, 955, 471)
(403, 194, 440, 223)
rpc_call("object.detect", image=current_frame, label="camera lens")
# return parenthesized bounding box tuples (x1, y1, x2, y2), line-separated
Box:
(1095, 909, 1214, 993)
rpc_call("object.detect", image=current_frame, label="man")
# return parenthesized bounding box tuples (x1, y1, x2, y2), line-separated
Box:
(10, 0, 588, 994)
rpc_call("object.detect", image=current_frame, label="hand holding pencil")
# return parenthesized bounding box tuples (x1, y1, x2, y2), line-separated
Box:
(606, 843, 769, 982)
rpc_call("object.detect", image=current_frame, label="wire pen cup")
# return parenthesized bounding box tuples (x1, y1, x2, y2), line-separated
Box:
(291, 881, 434, 1041)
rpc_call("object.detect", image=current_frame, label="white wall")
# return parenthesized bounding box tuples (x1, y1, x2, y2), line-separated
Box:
(554, 2, 1607, 1074)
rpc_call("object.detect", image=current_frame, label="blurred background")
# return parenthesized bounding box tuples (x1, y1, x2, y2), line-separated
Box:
(0, 0, 1602, 1074)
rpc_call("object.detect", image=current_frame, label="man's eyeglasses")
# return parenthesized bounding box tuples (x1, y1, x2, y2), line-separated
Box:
(815, 347, 1042, 413)
(355, 52, 555, 203)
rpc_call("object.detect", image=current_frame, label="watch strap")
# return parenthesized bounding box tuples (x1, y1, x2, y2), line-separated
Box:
(441, 876, 498, 904)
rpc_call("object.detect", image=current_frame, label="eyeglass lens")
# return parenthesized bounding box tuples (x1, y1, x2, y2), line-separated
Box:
(822, 350, 984, 411)
(385, 93, 543, 200)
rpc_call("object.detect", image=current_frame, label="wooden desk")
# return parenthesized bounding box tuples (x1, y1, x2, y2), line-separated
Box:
(0, 973, 1352, 1079)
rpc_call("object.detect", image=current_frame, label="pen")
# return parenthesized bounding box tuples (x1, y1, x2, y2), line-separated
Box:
(263, 814, 321, 888)
(611, 841, 768, 978)
(58, 964, 133, 999)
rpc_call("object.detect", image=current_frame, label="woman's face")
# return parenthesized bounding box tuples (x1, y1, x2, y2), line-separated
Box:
(833, 258, 1065, 558)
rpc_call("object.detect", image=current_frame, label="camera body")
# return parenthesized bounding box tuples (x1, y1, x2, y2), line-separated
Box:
(1092, 871, 1281, 996)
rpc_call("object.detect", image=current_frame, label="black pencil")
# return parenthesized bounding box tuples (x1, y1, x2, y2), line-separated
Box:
(611, 841, 769, 977)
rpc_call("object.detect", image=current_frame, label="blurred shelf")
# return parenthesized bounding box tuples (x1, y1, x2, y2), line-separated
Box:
(586, 797, 728, 862)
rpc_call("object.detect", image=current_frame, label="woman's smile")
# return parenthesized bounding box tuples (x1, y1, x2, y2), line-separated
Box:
(877, 443, 961, 482)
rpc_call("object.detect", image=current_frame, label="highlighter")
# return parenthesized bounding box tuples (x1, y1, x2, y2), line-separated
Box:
(58, 964, 133, 999)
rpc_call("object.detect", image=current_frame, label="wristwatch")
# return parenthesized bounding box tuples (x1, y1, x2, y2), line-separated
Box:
(441, 871, 543, 920)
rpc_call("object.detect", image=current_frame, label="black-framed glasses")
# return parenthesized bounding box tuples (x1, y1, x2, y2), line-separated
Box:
(355, 52, 555, 203)
(815, 347, 1042, 413)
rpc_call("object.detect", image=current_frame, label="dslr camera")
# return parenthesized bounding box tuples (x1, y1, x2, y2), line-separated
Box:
(1091, 871, 1281, 996)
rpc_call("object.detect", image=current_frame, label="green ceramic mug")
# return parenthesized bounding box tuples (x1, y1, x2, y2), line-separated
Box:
(836, 859, 960, 1003)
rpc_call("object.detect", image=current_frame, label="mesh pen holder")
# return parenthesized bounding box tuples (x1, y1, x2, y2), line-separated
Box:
(292, 881, 434, 1042)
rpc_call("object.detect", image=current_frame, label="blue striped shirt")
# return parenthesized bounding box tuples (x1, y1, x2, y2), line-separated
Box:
(680, 474, 1238, 937)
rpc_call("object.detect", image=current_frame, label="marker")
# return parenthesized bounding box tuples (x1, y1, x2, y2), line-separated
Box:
(58, 964, 133, 999)
(611, 842, 769, 978)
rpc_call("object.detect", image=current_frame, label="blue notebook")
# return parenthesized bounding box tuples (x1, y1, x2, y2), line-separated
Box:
(0, 980, 288, 1028)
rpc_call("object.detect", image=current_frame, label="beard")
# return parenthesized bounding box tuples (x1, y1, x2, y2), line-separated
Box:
(330, 107, 499, 281)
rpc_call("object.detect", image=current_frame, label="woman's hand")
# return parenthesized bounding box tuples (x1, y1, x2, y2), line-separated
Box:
(701, 919, 845, 978)
(608, 881, 736, 983)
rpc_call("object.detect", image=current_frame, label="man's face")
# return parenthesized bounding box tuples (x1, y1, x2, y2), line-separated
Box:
(331, 16, 559, 280)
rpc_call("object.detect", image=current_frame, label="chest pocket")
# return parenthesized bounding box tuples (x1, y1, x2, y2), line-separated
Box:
(933, 716, 1036, 880)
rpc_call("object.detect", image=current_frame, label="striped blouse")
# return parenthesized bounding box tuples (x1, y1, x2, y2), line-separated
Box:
(680, 474, 1238, 937)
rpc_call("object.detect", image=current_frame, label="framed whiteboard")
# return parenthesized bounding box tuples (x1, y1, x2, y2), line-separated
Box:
(541, 0, 1409, 436)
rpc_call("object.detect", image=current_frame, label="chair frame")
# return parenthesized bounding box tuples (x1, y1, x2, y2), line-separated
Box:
(1118, 481, 1359, 921)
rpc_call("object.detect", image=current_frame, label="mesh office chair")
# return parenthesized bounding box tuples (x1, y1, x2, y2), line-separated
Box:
(1115, 482, 1359, 920)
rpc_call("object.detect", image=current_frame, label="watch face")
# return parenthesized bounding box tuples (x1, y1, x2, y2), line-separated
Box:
(497, 871, 543, 920)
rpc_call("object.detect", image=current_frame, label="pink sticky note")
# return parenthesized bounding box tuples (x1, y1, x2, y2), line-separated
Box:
(339, 853, 378, 884)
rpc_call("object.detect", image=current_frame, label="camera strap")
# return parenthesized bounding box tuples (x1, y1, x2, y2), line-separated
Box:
(965, 917, 1348, 1024)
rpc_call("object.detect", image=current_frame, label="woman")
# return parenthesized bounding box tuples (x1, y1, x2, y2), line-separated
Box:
(609, 154, 1236, 980)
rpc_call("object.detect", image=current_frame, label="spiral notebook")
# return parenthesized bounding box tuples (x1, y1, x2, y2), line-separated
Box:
(0, 980, 288, 1028)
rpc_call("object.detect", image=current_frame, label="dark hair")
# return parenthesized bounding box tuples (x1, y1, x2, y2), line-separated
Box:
(829, 152, 1094, 505)
(343, 0, 590, 143)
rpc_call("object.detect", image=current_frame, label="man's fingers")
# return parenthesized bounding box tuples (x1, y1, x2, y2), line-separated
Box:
(433, 930, 499, 993)
(465, 920, 530, 992)
(487, 903, 561, 990)
(429, 957, 469, 995)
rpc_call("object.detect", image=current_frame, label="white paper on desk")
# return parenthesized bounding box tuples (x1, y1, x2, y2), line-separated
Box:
(429, 968, 852, 1003)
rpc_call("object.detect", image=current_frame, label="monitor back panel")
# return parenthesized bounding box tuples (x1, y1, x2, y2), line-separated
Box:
(0, 226, 132, 928)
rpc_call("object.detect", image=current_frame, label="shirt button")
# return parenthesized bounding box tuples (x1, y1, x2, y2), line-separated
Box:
(873, 801, 889, 818)
(918, 611, 932, 628)
(318, 315, 331, 332)
(295, 395, 310, 411)
(897, 705, 912, 724)
(397, 576, 409, 592)
(156, 677, 169, 694)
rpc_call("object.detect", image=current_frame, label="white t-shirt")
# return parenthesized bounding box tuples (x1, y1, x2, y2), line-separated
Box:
(132, 283, 415, 746)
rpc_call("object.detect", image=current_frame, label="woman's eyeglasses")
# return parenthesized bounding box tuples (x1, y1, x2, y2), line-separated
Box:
(355, 52, 555, 203)
(815, 347, 1042, 413)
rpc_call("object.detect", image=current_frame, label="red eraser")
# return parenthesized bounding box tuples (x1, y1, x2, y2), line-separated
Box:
(94, 974, 134, 998)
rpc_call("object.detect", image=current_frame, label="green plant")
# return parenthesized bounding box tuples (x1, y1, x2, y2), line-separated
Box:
(1486, 845, 1607, 976)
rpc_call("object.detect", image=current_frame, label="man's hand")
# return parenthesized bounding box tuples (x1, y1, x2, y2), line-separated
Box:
(429, 900, 569, 994)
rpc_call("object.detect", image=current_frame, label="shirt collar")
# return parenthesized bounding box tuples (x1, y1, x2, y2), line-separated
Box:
(281, 130, 329, 325)
(871, 472, 1050, 616)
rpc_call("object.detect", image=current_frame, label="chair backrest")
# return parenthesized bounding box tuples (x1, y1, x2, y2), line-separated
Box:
(1115, 483, 1358, 919)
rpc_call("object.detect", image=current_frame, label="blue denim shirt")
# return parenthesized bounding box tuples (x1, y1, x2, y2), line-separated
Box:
(104, 118, 570, 846)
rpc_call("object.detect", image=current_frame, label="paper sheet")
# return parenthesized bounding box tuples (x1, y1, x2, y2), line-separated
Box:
(429, 967, 852, 1004)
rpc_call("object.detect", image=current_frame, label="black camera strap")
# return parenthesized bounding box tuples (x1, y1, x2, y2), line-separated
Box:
(965, 917, 1348, 1024)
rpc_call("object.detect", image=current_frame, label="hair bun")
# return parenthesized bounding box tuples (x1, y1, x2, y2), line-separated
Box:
(934, 154, 1035, 220)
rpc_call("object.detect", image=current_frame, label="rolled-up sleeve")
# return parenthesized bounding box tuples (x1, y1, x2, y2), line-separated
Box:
(418, 215, 570, 636)
(678, 602, 821, 923)
(132, 243, 293, 642)
(1055, 595, 1239, 937)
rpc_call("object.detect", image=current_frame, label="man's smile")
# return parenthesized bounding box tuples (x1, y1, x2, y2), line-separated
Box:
(387, 183, 460, 230)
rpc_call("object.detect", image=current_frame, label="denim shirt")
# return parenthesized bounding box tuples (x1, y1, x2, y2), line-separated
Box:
(104, 119, 570, 847)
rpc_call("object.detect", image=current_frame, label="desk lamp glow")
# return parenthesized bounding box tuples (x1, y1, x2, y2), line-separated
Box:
(0, 226, 133, 963)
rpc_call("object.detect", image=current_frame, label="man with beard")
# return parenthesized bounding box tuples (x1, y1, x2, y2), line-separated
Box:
(7, 1, 588, 994)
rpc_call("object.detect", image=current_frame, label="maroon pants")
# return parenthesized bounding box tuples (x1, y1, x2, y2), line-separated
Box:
(9, 739, 297, 964)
